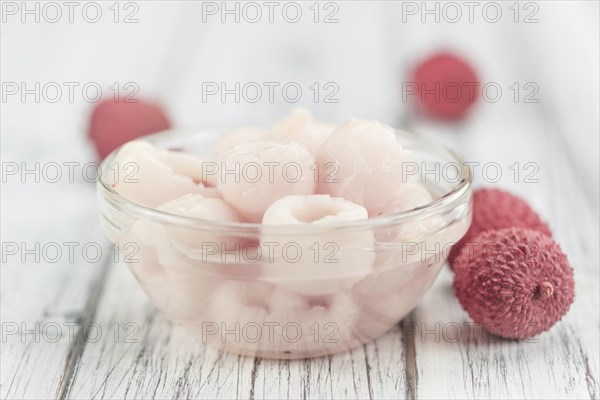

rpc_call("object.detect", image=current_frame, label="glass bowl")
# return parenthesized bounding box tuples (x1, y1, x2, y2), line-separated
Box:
(97, 129, 472, 359)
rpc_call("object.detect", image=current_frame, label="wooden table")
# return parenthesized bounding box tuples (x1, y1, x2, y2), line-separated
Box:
(1, 1, 598, 398)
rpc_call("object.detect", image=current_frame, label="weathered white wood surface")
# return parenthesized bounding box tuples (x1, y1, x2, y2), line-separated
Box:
(0, 183, 110, 399)
(414, 269, 599, 400)
(1, 1, 599, 399)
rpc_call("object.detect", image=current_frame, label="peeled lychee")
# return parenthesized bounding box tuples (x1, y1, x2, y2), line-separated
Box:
(453, 228, 574, 340)
(411, 52, 479, 120)
(157, 193, 243, 250)
(261, 195, 374, 296)
(368, 181, 433, 218)
(449, 188, 552, 268)
(270, 108, 336, 156)
(217, 141, 316, 222)
(265, 288, 361, 357)
(316, 119, 411, 210)
(262, 194, 368, 225)
(213, 127, 269, 160)
(369, 181, 443, 244)
(89, 99, 170, 159)
(110, 141, 218, 208)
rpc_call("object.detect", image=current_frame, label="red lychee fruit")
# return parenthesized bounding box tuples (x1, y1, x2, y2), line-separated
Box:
(453, 228, 574, 340)
(89, 99, 171, 159)
(449, 188, 551, 269)
(411, 52, 479, 120)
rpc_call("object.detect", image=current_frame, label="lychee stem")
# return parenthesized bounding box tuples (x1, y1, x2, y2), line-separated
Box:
(537, 281, 554, 300)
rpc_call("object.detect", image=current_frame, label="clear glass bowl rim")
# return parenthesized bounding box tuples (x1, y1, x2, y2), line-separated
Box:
(97, 128, 472, 234)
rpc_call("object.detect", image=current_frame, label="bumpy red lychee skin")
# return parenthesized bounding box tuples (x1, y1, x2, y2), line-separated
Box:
(89, 99, 171, 159)
(449, 188, 551, 269)
(411, 52, 479, 120)
(453, 228, 574, 340)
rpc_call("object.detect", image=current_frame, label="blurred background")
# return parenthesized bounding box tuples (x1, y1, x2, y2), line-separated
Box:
(1, 1, 599, 397)
(2, 0, 598, 267)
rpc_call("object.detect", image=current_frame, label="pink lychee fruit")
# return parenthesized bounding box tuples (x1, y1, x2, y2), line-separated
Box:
(449, 188, 552, 269)
(89, 99, 170, 159)
(453, 228, 574, 340)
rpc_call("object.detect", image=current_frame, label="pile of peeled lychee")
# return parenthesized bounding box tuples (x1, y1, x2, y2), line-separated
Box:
(449, 188, 574, 340)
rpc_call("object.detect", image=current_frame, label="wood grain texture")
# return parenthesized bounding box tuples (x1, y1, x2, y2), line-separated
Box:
(2, 1, 599, 399)
(0, 185, 109, 400)
(413, 269, 599, 400)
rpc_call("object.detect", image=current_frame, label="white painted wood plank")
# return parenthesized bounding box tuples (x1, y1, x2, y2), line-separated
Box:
(2, 2, 598, 399)
(0, 183, 108, 400)
(413, 268, 599, 399)
(405, 9, 600, 395)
